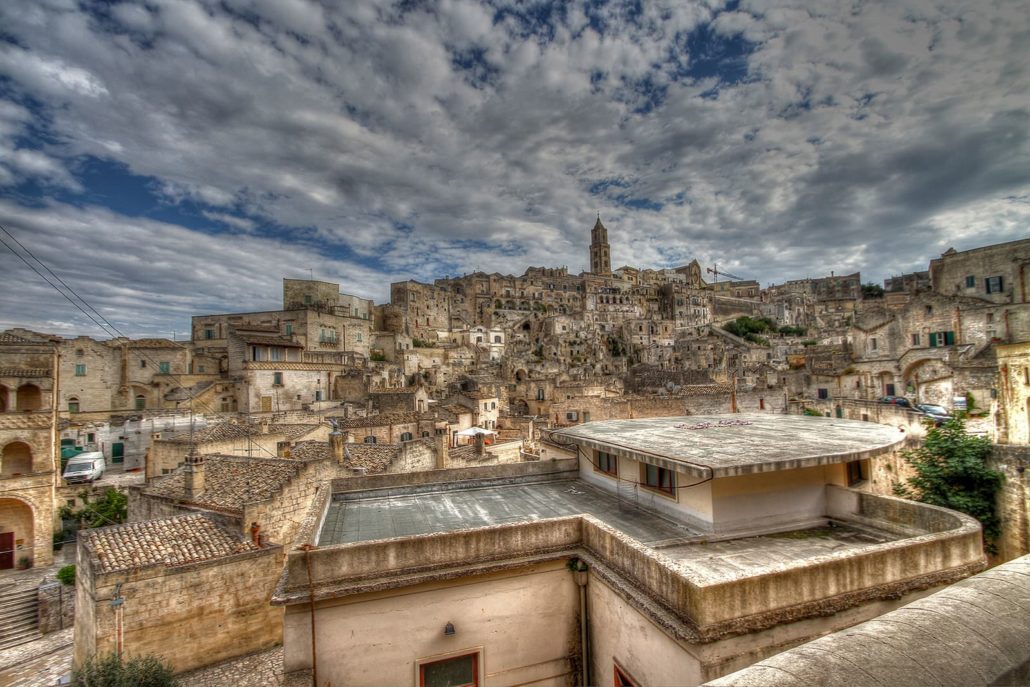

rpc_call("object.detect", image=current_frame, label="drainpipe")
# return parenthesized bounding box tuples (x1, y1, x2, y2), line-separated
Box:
(573, 560, 590, 686)
(301, 545, 319, 687)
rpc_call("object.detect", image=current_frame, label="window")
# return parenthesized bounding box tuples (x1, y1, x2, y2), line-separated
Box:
(159, 362, 170, 374)
(68, 398, 79, 414)
(965, 275, 976, 288)
(285, 323, 293, 336)
(269, 347, 282, 361)
(642, 463, 675, 495)
(885, 383, 896, 396)
(140, 360, 146, 368)
(817, 388, 829, 400)
(986, 313, 994, 324)
(421, 431, 430, 438)
(204, 328, 214, 340)
(356, 333, 362, 342)
(74, 364, 86, 376)
(596, 451, 618, 476)
(363, 436, 377, 444)
(135, 394, 145, 410)
(494, 335, 502, 343)
(912, 333, 920, 346)
(400, 432, 413, 442)
(847, 460, 865, 486)
(304, 294, 312, 305)
(273, 371, 283, 386)
(566, 411, 579, 421)
(419, 653, 478, 687)
(870, 338, 877, 351)
(315, 389, 323, 402)
(985, 276, 1004, 294)
(583, 411, 590, 422)
(929, 331, 955, 347)
(491, 402, 496, 410)
(87, 432, 95, 442)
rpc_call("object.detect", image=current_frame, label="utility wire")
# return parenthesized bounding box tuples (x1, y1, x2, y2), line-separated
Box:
(0, 223, 284, 460)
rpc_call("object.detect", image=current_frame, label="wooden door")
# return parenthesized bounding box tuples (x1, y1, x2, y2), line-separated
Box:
(0, 532, 14, 570)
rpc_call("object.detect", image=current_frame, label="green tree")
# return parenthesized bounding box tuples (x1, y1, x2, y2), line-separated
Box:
(861, 282, 885, 298)
(893, 418, 1003, 551)
(61, 488, 128, 529)
(72, 652, 176, 687)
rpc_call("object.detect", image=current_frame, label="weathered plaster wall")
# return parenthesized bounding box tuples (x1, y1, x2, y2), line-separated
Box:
(284, 561, 578, 687)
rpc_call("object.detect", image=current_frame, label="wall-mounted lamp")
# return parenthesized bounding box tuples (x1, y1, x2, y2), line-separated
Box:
(444, 622, 455, 636)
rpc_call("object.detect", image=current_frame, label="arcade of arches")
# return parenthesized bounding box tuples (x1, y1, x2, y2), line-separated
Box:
(1, 383, 43, 412)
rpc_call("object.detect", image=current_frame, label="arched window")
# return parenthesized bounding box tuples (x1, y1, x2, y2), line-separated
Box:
(135, 394, 146, 411)
(400, 432, 413, 442)
(68, 397, 80, 414)
(363, 436, 377, 444)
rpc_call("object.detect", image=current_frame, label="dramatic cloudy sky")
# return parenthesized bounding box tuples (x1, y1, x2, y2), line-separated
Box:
(1, 0, 1028, 337)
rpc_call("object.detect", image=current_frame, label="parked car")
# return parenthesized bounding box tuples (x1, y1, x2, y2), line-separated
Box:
(915, 403, 952, 425)
(63, 451, 106, 484)
(878, 396, 913, 408)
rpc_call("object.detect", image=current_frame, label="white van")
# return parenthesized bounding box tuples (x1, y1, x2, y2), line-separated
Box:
(63, 451, 106, 484)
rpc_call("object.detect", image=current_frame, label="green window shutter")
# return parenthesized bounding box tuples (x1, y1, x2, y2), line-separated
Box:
(944, 331, 955, 345)
(929, 332, 938, 347)
(159, 362, 170, 374)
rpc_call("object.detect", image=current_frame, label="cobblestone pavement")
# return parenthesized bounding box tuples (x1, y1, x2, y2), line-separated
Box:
(0, 628, 72, 686)
(178, 646, 293, 687)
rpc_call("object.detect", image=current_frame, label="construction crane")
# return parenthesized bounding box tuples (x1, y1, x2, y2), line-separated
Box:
(706, 264, 747, 282)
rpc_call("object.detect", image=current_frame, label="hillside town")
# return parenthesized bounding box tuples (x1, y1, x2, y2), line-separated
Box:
(1, 224, 1029, 686)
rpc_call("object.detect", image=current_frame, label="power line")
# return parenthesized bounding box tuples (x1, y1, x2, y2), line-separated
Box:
(0, 222, 284, 460)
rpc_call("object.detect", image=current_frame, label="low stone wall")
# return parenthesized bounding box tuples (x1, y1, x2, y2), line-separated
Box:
(38, 580, 75, 634)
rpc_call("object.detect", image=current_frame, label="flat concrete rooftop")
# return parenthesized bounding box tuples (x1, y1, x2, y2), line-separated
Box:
(319, 478, 698, 546)
(554, 414, 906, 477)
(660, 525, 899, 584)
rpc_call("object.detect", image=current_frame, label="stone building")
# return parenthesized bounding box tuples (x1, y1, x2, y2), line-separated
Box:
(74, 513, 283, 673)
(0, 330, 58, 569)
(929, 238, 1030, 305)
(589, 215, 612, 275)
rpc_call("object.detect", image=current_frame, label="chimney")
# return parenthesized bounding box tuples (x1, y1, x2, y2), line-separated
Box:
(250, 521, 261, 546)
(183, 447, 204, 500)
(475, 431, 486, 457)
(435, 431, 448, 469)
(330, 432, 345, 463)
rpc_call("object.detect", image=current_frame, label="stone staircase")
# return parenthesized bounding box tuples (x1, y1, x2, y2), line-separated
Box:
(0, 587, 40, 650)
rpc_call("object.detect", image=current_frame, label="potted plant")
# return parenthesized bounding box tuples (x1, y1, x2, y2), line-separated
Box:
(16, 555, 32, 570)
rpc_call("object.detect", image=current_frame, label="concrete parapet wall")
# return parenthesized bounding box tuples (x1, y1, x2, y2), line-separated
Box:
(329, 457, 578, 495)
(280, 517, 583, 601)
(703, 555, 1030, 687)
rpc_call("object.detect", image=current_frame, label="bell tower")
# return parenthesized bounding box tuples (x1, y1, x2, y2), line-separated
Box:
(590, 215, 612, 275)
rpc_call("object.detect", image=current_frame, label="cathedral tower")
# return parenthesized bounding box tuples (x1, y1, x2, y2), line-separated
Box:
(590, 215, 612, 275)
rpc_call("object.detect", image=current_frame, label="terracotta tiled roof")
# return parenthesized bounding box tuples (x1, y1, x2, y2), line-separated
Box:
(333, 412, 420, 429)
(0, 367, 51, 378)
(344, 444, 399, 474)
(160, 422, 320, 444)
(237, 335, 304, 347)
(449, 445, 480, 461)
(144, 455, 302, 511)
(123, 338, 183, 349)
(369, 386, 418, 394)
(81, 513, 258, 574)
(288, 441, 332, 462)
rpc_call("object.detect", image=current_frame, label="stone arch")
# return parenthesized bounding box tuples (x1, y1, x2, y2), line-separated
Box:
(0, 497, 36, 570)
(1, 441, 33, 476)
(515, 369, 528, 382)
(16, 384, 41, 411)
(0, 383, 8, 412)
